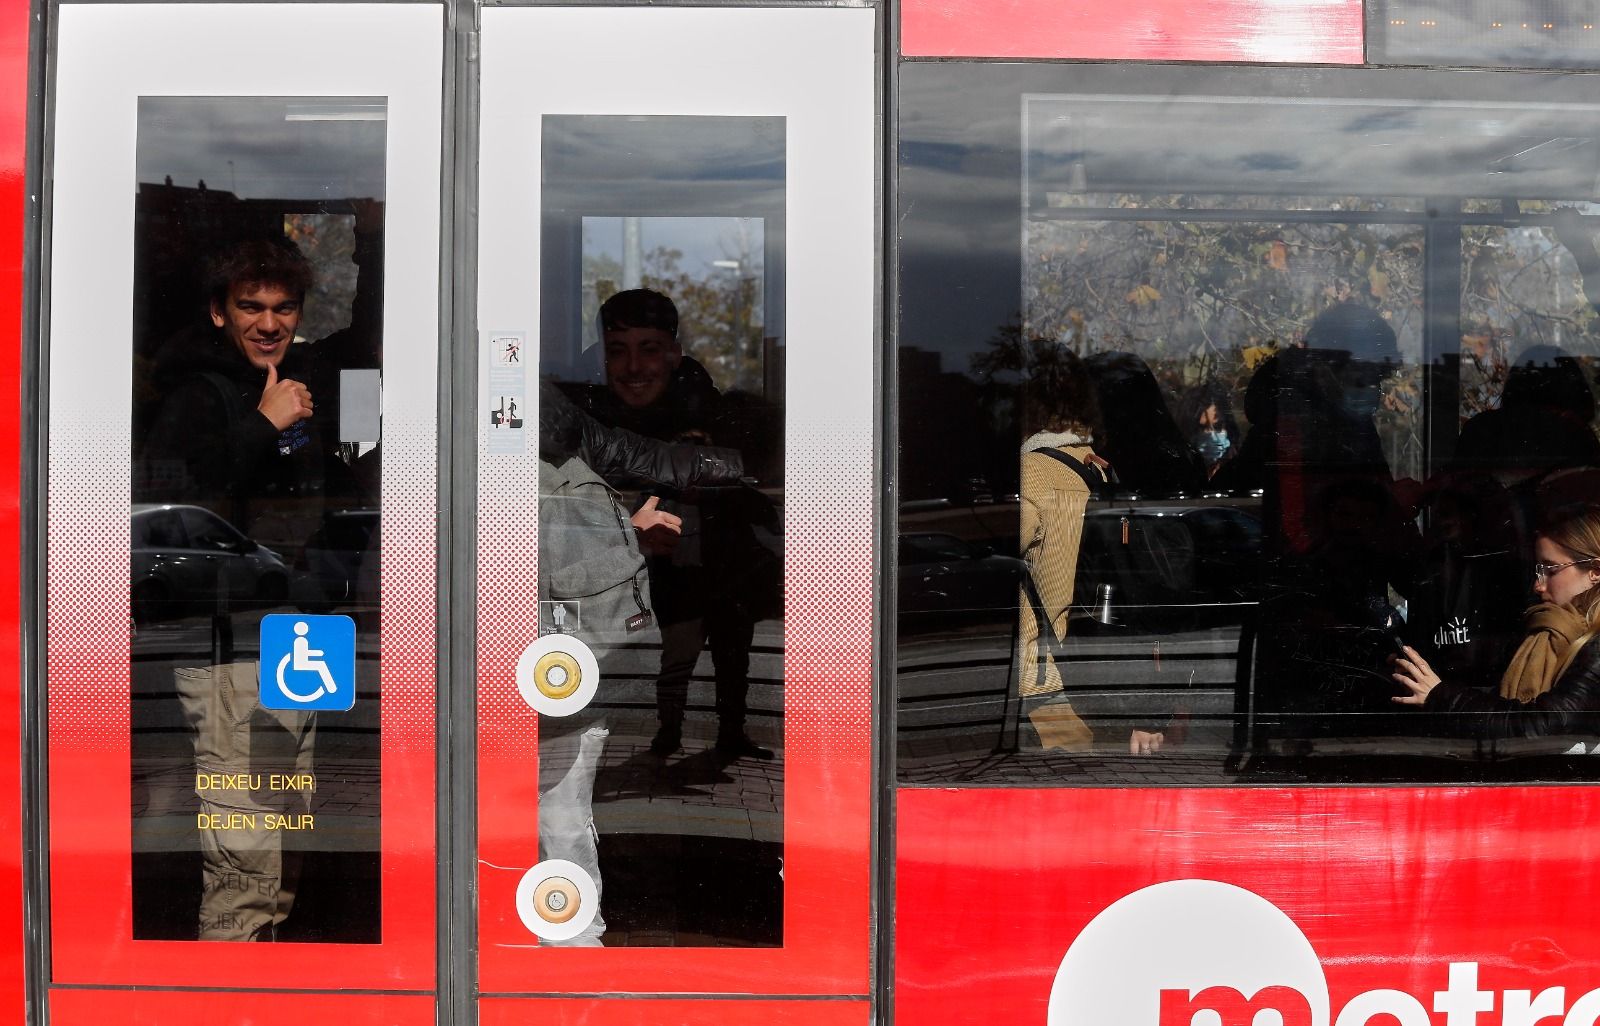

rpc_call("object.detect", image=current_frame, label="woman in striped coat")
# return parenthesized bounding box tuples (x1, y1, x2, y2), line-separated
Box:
(1016, 345, 1110, 749)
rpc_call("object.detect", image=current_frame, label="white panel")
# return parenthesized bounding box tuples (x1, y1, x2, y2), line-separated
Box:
(474, 8, 877, 966)
(46, 4, 443, 778)
(50, 3, 442, 436)
(478, 5, 878, 441)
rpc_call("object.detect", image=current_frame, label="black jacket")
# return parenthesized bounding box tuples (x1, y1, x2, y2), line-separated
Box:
(538, 380, 743, 488)
(559, 358, 781, 624)
(137, 332, 334, 549)
(1427, 634, 1600, 738)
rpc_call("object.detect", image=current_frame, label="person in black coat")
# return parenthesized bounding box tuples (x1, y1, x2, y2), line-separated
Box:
(566, 288, 781, 762)
(135, 237, 335, 942)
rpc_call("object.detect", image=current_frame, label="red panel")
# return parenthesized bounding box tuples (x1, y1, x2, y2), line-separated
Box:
(0, 0, 25, 1019)
(52, 989, 434, 1025)
(480, 998, 872, 1026)
(476, 705, 873, 993)
(897, 787, 1600, 1024)
(900, 0, 1365, 63)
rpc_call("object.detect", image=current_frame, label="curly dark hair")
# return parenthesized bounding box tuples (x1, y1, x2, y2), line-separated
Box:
(205, 237, 313, 308)
(1021, 340, 1101, 439)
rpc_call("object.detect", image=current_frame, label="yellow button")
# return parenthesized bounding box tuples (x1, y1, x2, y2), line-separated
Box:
(533, 651, 581, 700)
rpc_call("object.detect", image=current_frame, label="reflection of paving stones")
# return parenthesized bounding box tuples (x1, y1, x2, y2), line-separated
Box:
(588, 695, 785, 845)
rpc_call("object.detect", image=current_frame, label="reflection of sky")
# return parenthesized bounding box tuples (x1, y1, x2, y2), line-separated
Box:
(544, 115, 784, 215)
(1025, 94, 1600, 199)
(898, 63, 1600, 365)
(136, 97, 386, 201)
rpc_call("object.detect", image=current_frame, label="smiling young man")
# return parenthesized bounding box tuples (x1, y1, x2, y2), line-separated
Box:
(567, 288, 781, 762)
(136, 236, 336, 942)
(142, 238, 328, 531)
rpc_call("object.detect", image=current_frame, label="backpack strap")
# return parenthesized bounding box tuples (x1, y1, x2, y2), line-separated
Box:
(1030, 446, 1110, 494)
(1020, 567, 1067, 686)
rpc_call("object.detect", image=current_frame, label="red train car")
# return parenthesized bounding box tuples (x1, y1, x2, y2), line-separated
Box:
(5, 0, 1600, 1023)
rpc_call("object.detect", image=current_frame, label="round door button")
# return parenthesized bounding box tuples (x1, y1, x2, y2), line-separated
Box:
(516, 634, 599, 716)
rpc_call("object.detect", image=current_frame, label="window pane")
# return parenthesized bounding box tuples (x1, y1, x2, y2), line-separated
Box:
(129, 96, 385, 941)
(899, 64, 1600, 786)
(1369, 0, 1600, 68)
(536, 114, 785, 946)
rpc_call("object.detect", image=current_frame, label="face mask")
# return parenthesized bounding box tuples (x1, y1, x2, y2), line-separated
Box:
(1193, 427, 1230, 464)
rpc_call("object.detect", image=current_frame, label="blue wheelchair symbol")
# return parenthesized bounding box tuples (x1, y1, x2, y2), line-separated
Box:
(259, 614, 356, 711)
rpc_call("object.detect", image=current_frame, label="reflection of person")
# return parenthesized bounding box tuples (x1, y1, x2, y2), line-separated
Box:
(1239, 305, 1422, 732)
(537, 446, 681, 947)
(1393, 502, 1600, 739)
(1016, 345, 1108, 751)
(1084, 350, 1204, 499)
(138, 237, 333, 941)
(1189, 390, 1239, 478)
(571, 288, 780, 762)
(1454, 344, 1600, 591)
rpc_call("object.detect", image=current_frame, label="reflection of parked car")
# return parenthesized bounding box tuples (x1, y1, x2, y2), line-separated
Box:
(1074, 504, 1262, 630)
(300, 509, 380, 611)
(130, 504, 289, 623)
(898, 532, 1026, 625)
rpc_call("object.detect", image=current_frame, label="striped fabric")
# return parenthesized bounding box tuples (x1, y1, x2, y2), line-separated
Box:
(1017, 444, 1098, 697)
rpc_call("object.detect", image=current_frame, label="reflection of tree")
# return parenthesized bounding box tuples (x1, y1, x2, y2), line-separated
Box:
(1462, 210, 1600, 428)
(1023, 214, 1428, 479)
(284, 212, 358, 344)
(586, 233, 766, 394)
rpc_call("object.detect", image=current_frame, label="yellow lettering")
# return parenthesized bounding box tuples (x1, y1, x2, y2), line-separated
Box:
(268, 774, 316, 791)
(197, 813, 257, 830)
(194, 773, 260, 791)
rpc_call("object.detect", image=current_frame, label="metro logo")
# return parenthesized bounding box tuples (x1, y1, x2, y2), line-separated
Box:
(1052, 882, 1600, 1026)
(1160, 986, 1314, 1026)
(1049, 880, 1330, 1026)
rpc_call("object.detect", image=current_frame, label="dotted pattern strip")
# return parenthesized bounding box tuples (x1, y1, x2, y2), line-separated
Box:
(475, 421, 874, 764)
(47, 425, 438, 752)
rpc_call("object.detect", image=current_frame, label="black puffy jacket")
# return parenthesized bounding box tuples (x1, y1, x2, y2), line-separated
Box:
(1426, 635, 1600, 738)
(539, 380, 743, 488)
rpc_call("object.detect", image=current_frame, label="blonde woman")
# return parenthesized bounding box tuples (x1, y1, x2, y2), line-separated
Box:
(1392, 502, 1600, 737)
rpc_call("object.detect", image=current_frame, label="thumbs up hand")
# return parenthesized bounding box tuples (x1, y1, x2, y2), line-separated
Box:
(257, 362, 315, 431)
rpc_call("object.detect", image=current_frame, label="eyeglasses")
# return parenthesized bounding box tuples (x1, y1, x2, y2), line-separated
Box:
(1534, 558, 1595, 581)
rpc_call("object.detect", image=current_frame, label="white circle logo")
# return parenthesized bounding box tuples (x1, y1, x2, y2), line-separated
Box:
(1049, 880, 1330, 1026)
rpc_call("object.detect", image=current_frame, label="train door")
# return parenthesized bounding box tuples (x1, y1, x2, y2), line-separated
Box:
(39, 4, 441, 1021)
(473, 7, 876, 1022)
(34, 3, 875, 1021)
(893, 54, 1600, 1026)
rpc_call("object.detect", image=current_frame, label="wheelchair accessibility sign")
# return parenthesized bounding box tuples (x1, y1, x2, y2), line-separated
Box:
(258, 614, 357, 711)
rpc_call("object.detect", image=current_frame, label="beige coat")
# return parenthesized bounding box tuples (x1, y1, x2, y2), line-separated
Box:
(1017, 431, 1100, 697)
